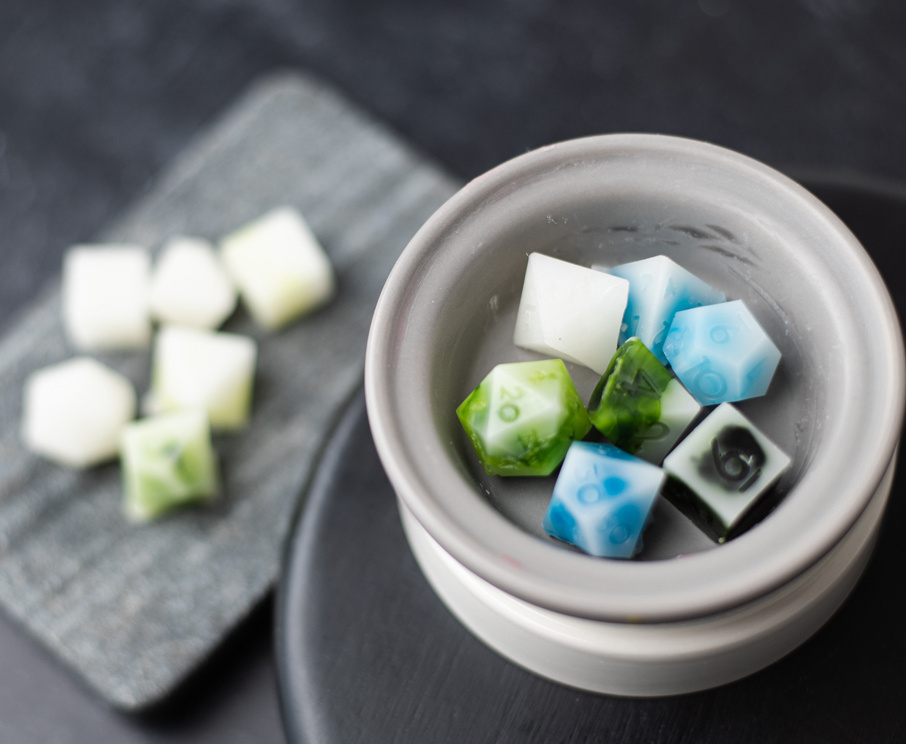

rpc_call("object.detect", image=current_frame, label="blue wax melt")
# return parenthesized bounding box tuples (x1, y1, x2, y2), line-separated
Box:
(663, 300, 781, 405)
(609, 256, 725, 364)
(543, 441, 665, 559)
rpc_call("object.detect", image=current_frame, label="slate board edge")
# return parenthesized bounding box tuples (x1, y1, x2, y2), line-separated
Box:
(0, 69, 461, 711)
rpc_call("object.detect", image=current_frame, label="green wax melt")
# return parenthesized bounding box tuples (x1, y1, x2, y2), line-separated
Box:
(456, 359, 591, 476)
(587, 338, 701, 464)
(120, 409, 219, 522)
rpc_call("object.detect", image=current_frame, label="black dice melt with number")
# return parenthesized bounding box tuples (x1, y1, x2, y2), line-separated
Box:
(662, 403, 791, 542)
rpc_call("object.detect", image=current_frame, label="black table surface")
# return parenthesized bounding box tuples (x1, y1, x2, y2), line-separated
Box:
(2, 2, 906, 741)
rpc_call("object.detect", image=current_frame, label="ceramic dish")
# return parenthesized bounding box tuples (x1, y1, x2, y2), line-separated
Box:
(364, 134, 904, 693)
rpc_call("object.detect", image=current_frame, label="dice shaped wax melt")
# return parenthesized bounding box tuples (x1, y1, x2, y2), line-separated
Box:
(148, 325, 257, 431)
(663, 300, 781, 405)
(62, 245, 151, 350)
(663, 403, 791, 542)
(609, 256, 725, 365)
(121, 409, 219, 522)
(514, 253, 629, 374)
(588, 338, 701, 464)
(543, 442, 665, 558)
(457, 359, 591, 476)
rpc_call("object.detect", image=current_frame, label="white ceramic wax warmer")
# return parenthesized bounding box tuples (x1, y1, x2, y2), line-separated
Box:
(365, 134, 905, 696)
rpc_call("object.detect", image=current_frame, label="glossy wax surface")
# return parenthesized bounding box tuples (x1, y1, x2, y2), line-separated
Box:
(543, 442, 664, 558)
(610, 255, 725, 364)
(456, 359, 590, 476)
(664, 300, 782, 405)
(588, 337, 701, 464)
(664, 403, 792, 540)
(514, 252, 629, 374)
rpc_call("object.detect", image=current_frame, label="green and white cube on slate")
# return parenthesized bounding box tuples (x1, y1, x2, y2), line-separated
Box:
(121, 409, 219, 522)
(513, 252, 629, 374)
(588, 337, 701, 464)
(220, 207, 336, 330)
(62, 245, 152, 350)
(148, 325, 257, 430)
(457, 359, 591, 476)
(663, 403, 791, 542)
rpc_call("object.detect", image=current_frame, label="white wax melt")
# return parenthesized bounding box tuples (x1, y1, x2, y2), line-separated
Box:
(220, 207, 335, 331)
(513, 253, 629, 374)
(149, 237, 237, 329)
(148, 325, 257, 430)
(22, 357, 136, 468)
(62, 245, 151, 350)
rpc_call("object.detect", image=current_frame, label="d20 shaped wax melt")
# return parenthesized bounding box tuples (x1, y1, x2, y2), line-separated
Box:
(609, 255, 725, 364)
(220, 207, 336, 331)
(663, 300, 781, 405)
(62, 245, 151, 350)
(149, 237, 237, 330)
(121, 409, 219, 522)
(457, 359, 591, 476)
(543, 441, 665, 558)
(663, 403, 791, 542)
(22, 357, 136, 468)
(587, 338, 701, 464)
(513, 253, 629, 374)
(149, 325, 257, 431)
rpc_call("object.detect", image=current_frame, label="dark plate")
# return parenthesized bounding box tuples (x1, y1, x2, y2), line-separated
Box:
(276, 179, 906, 744)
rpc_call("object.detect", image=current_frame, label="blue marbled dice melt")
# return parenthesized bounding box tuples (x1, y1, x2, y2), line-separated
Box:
(609, 256, 725, 364)
(663, 300, 781, 405)
(543, 441, 664, 558)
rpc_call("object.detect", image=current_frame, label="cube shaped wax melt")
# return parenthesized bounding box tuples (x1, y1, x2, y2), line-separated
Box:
(22, 357, 136, 468)
(543, 442, 665, 559)
(663, 403, 791, 542)
(149, 237, 237, 330)
(62, 245, 151, 350)
(148, 325, 257, 431)
(663, 300, 781, 405)
(121, 409, 219, 522)
(587, 338, 701, 464)
(456, 359, 591, 476)
(220, 207, 335, 331)
(609, 256, 725, 365)
(513, 253, 629, 374)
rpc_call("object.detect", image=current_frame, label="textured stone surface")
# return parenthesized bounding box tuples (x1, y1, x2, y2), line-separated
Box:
(0, 70, 459, 710)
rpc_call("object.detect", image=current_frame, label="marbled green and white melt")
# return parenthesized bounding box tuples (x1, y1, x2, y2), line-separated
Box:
(588, 338, 700, 464)
(120, 409, 219, 522)
(457, 359, 591, 476)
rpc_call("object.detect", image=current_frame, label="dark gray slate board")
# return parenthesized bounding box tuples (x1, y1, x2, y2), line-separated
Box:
(0, 70, 459, 710)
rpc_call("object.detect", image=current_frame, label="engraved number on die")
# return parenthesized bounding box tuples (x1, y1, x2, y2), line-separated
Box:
(710, 437, 762, 492)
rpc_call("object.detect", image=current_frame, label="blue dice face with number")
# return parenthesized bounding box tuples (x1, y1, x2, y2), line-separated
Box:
(543, 441, 665, 558)
(662, 403, 791, 539)
(662, 300, 781, 405)
(610, 255, 726, 365)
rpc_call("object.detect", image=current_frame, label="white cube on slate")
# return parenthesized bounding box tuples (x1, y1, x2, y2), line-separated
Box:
(62, 245, 151, 350)
(663, 403, 791, 541)
(22, 357, 136, 468)
(514, 253, 630, 374)
(148, 325, 257, 430)
(149, 237, 237, 330)
(220, 207, 336, 331)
